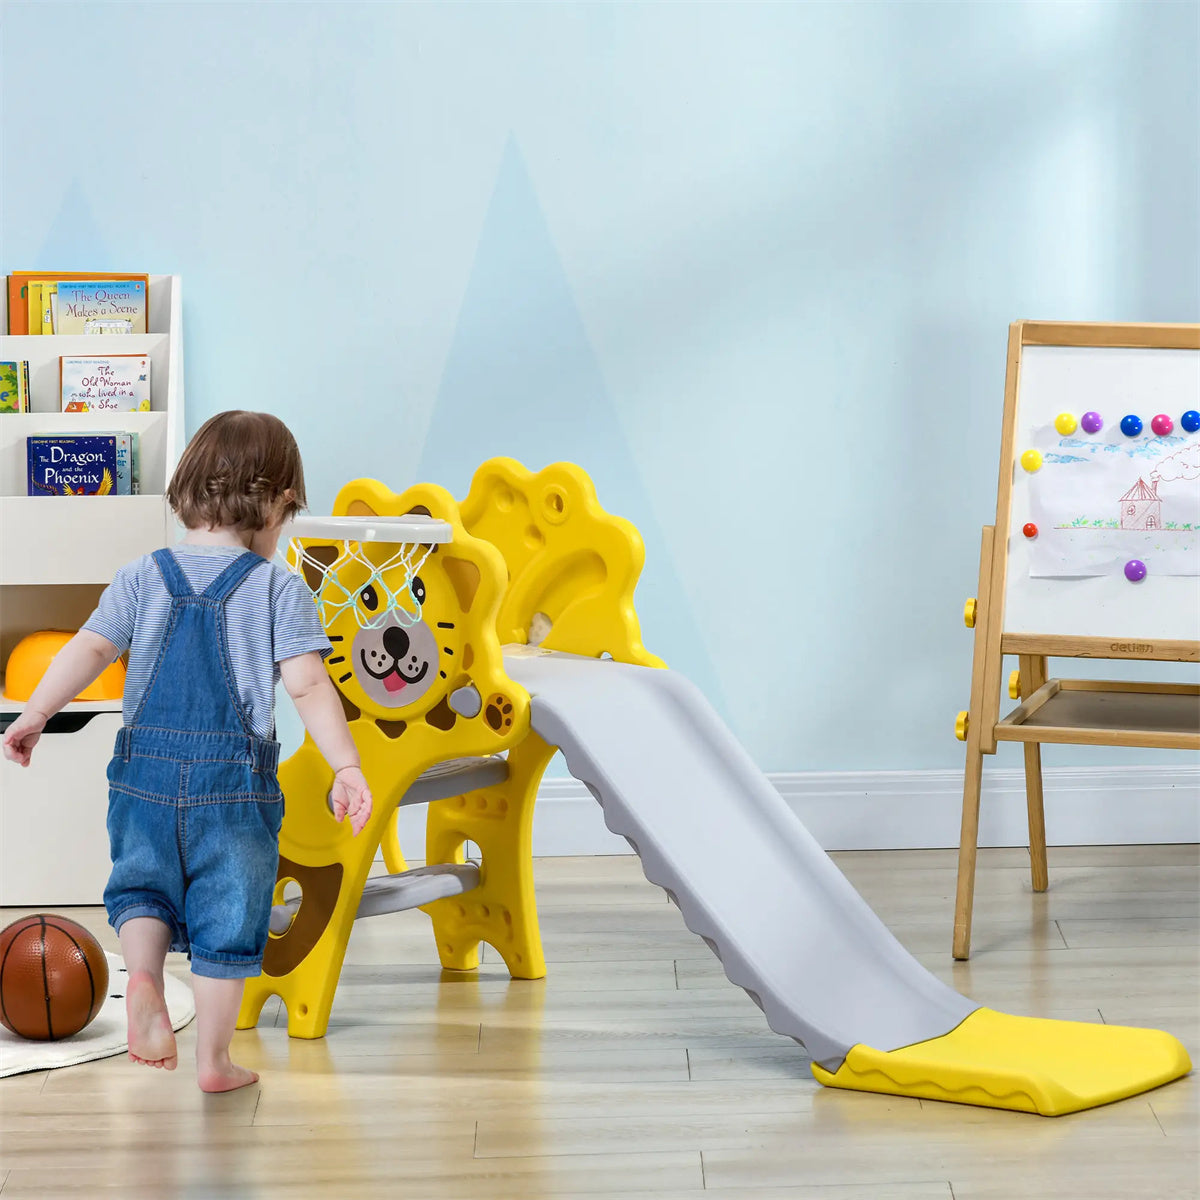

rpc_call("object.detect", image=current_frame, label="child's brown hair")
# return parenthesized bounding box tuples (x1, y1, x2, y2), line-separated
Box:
(167, 410, 307, 531)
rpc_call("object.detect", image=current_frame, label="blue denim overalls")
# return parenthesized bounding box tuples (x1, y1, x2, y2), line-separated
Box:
(104, 548, 283, 979)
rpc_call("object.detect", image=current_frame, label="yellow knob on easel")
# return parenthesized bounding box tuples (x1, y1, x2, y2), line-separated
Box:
(1020, 449, 1043, 473)
(955, 711, 969, 741)
(963, 598, 977, 628)
(1009, 669, 1021, 700)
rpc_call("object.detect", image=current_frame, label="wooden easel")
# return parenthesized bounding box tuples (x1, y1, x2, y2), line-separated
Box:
(953, 321, 1200, 960)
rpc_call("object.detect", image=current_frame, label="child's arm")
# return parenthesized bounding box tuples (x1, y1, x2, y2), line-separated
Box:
(1, 631, 119, 767)
(279, 651, 373, 836)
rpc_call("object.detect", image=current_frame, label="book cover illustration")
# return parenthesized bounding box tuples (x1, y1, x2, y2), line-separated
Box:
(25, 282, 43, 335)
(7, 277, 28, 334)
(55, 280, 147, 335)
(0, 361, 30, 413)
(27, 434, 119, 496)
(96, 430, 140, 495)
(61, 355, 151, 411)
(42, 282, 56, 334)
(123, 430, 141, 494)
(22, 281, 58, 334)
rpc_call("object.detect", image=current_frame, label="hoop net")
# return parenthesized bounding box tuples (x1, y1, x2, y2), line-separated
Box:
(281, 536, 435, 630)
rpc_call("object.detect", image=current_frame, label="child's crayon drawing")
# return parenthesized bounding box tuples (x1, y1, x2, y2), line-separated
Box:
(1026, 425, 1199, 577)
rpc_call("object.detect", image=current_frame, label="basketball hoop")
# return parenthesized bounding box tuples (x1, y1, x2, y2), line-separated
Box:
(279, 514, 453, 631)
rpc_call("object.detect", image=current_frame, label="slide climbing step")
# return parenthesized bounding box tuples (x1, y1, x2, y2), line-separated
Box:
(269, 863, 480, 933)
(356, 863, 481, 917)
(398, 755, 509, 805)
(323, 755, 508, 817)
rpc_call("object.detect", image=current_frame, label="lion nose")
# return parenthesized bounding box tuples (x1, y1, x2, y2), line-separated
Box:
(383, 625, 410, 660)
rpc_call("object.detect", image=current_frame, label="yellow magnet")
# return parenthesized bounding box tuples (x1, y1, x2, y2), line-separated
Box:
(1054, 412, 1077, 436)
(1020, 449, 1043, 473)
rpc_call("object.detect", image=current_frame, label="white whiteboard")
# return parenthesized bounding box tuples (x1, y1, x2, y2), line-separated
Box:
(1004, 343, 1200, 642)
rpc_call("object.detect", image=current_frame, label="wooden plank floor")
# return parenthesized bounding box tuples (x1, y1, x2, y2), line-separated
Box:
(1, 845, 1196, 1199)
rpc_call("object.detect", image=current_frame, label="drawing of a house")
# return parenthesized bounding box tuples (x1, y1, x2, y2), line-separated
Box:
(1120, 477, 1161, 530)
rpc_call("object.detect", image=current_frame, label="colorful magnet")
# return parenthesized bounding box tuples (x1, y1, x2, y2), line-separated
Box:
(1120, 414, 1143, 437)
(1151, 414, 1174, 436)
(1123, 559, 1147, 582)
(1054, 412, 1078, 436)
(1182, 410, 1200, 433)
(1080, 411, 1103, 434)
(1020, 449, 1043, 472)
(1022, 523, 1038, 538)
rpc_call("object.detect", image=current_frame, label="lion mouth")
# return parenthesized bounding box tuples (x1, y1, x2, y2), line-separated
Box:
(359, 652, 429, 693)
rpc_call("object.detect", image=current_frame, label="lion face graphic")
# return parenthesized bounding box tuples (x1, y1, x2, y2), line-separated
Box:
(350, 577, 440, 710)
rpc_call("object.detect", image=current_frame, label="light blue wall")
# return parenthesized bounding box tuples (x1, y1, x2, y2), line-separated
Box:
(3, 1, 1197, 772)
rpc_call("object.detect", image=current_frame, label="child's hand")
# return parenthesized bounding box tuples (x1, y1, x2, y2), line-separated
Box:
(330, 766, 373, 836)
(3, 710, 47, 768)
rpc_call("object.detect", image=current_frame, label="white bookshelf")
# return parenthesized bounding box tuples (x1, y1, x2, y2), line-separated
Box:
(0, 274, 184, 903)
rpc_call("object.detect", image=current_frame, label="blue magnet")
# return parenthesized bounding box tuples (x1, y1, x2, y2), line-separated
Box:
(1182, 410, 1200, 433)
(1120, 414, 1143, 437)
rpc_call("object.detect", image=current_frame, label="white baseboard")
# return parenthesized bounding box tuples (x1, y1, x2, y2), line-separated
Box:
(395, 765, 1200, 857)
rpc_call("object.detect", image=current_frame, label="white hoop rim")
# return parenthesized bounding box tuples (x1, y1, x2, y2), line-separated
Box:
(282, 514, 453, 544)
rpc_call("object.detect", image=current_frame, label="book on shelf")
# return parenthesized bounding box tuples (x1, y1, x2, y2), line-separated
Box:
(112, 431, 139, 495)
(25, 281, 56, 335)
(55, 280, 147, 335)
(26, 432, 140, 497)
(0, 361, 30, 413)
(5, 272, 151, 334)
(61, 354, 151, 412)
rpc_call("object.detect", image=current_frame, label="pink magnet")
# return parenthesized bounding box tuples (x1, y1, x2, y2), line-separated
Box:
(1151, 413, 1174, 436)
(1124, 559, 1147, 582)
(1080, 411, 1103, 434)
(1023, 523, 1038, 538)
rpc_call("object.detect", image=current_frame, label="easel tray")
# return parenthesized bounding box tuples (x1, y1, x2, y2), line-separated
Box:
(996, 678, 1200, 751)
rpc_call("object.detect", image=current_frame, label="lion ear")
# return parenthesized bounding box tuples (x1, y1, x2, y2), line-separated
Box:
(333, 478, 394, 518)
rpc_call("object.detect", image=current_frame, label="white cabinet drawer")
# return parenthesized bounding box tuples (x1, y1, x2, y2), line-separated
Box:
(0, 496, 171, 585)
(0, 712, 121, 905)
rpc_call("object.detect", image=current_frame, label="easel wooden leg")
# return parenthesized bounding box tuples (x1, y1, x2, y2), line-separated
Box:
(953, 730, 985, 960)
(1019, 654, 1049, 893)
(953, 524, 996, 962)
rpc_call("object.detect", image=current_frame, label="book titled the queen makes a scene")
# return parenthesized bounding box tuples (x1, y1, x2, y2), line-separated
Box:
(55, 280, 148, 335)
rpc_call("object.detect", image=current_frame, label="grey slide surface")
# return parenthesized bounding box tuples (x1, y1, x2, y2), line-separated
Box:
(503, 647, 978, 1071)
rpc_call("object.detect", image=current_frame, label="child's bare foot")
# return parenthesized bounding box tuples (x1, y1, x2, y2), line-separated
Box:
(197, 1056, 259, 1093)
(125, 971, 177, 1070)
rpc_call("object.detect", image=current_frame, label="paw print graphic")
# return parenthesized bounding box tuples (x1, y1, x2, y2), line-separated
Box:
(484, 693, 515, 733)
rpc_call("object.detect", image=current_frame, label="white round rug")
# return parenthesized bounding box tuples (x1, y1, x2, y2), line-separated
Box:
(0, 952, 195, 1078)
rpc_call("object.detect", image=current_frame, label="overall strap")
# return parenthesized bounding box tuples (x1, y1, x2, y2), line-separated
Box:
(152, 548, 194, 597)
(202, 550, 268, 602)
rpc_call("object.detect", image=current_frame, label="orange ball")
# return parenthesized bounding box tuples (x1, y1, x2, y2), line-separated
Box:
(4, 631, 125, 702)
(0, 915, 109, 1040)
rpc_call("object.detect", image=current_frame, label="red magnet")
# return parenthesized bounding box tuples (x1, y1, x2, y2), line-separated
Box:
(1022, 523, 1038, 538)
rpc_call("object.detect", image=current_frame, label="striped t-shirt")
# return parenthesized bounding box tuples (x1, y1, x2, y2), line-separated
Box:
(83, 544, 332, 740)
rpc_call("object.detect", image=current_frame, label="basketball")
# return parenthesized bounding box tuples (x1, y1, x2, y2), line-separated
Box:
(0, 915, 109, 1040)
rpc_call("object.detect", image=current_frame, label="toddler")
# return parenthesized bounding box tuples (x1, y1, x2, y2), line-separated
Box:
(2, 411, 372, 1092)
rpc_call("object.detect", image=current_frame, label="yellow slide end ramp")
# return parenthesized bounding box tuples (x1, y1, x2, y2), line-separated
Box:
(812, 1007, 1191, 1116)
